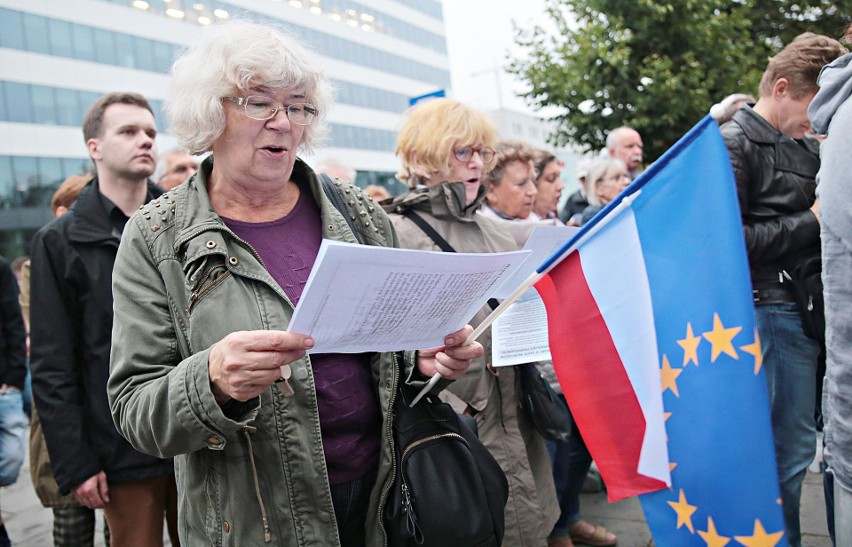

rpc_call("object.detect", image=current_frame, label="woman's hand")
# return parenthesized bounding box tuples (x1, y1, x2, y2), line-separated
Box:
(416, 325, 483, 381)
(208, 330, 314, 404)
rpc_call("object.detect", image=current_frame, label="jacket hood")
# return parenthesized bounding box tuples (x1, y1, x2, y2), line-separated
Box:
(809, 53, 852, 135)
(382, 181, 488, 222)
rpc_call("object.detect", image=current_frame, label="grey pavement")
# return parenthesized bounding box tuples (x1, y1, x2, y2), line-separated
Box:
(2, 427, 833, 546)
(576, 469, 831, 547)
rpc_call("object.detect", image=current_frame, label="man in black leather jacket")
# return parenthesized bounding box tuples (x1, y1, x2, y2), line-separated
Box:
(721, 33, 847, 547)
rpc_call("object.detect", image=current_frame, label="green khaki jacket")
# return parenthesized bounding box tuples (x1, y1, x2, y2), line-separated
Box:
(108, 157, 424, 546)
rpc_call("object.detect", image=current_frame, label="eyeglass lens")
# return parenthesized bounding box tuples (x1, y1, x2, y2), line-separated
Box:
(454, 146, 495, 163)
(241, 96, 317, 125)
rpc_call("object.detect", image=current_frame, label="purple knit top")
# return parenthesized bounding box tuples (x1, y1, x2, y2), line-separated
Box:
(222, 184, 381, 485)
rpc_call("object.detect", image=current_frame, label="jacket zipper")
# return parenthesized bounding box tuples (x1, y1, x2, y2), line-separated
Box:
(378, 352, 400, 547)
(186, 264, 232, 314)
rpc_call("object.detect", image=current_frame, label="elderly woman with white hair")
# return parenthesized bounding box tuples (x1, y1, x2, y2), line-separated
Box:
(576, 157, 631, 226)
(106, 20, 480, 546)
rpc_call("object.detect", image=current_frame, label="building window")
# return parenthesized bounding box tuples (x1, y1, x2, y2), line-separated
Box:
(2, 8, 450, 89)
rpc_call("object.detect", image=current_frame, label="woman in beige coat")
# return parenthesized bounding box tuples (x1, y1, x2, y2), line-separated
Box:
(383, 98, 559, 546)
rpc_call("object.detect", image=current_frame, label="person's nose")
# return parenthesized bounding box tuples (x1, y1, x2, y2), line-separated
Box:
(527, 182, 538, 196)
(469, 152, 485, 168)
(265, 106, 292, 130)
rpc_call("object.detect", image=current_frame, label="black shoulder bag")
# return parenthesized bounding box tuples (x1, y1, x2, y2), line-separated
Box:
(401, 210, 573, 443)
(385, 367, 509, 547)
(782, 254, 825, 346)
(517, 363, 573, 443)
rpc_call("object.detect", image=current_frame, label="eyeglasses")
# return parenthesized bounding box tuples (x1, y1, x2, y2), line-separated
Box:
(599, 173, 631, 184)
(453, 146, 495, 163)
(223, 96, 318, 125)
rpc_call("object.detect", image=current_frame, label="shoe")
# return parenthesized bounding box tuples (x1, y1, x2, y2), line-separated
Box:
(548, 535, 575, 547)
(581, 468, 604, 493)
(569, 520, 617, 546)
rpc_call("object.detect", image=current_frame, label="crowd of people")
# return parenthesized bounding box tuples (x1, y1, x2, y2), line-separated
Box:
(0, 16, 848, 547)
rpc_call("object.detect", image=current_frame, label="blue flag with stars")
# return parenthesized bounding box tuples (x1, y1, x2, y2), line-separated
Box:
(632, 116, 786, 545)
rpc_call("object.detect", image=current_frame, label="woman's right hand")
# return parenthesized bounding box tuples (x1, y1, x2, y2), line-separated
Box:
(208, 330, 314, 405)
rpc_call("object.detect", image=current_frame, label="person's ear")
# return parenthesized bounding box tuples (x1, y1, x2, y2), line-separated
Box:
(484, 184, 498, 203)
(86, 138, 102, 161)
(773, 78, 790, 99)
(408, 153, 433, 181)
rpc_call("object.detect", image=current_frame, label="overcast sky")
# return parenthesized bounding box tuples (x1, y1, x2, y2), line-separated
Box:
(441, 0, 550, 114)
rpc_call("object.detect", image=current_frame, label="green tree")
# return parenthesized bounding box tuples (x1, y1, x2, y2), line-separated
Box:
(509, 0, 851, 161)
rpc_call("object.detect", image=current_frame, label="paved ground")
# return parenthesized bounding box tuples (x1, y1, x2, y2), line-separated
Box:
(577, 469, 831, 547)
(2, 430, 833, 546)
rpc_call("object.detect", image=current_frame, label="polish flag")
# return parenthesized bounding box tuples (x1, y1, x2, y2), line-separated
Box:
(527, 116, 783, 540)
(534, 208, 671, 502)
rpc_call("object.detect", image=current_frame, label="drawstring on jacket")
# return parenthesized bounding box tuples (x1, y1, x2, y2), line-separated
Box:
(242, 425, 272, 543)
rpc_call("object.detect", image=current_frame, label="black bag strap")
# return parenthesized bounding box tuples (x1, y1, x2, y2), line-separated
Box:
(402, 209, 500, 311)
(319, 173, 367, 245)
(402, 209, 456, 252)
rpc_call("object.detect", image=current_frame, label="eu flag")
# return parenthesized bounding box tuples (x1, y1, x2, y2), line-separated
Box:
(534, 116, 787, 545)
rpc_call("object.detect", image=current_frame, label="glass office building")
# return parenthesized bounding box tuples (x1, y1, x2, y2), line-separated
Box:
(0, 0, 448, 257)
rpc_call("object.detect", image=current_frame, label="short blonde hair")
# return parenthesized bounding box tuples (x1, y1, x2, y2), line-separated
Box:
(483, 140, 535, 187)
(395, 98, 498, 187)
(758, 32, 847, 99)
(167, 20, 332, 154)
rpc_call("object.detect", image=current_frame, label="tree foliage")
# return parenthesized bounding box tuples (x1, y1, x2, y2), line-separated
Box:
(509, 0, 851, 161)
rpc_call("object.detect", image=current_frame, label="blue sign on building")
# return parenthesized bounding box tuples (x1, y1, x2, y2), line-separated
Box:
(408, 89, 446, 106)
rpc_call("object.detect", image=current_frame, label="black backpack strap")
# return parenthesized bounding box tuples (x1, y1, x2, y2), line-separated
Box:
(401, 210, 499, 310)
(319, 173, 367, 245)
(402, 209, 456, 252)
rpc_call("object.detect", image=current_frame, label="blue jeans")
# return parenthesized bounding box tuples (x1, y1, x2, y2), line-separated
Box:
(0, 388, 26, 486)
(545, 395, 592, 538)
(330, 466, 376, 547)
(756, 302, 820, 547)
(22, 365, 31, 420)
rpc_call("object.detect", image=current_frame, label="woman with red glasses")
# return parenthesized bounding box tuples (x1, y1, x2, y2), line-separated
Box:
(383, 98, 559, 547)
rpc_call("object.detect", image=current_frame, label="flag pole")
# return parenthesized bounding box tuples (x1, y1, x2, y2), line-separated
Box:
(409, 191, 642, 407)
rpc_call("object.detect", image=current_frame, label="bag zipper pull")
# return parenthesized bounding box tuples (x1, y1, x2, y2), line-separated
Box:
(401, 483, 423, 542)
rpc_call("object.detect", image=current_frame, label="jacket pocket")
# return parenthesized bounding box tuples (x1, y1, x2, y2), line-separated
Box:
(186, 255, 232, 315)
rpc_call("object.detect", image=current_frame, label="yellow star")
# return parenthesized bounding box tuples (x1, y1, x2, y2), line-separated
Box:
(733, 520, 784, 547)
(698, 516, 730, 547)
(740, 329, 763, 374)
(660, 355, 683, 397)
(702, 313, 742, 362)
(667, 489, 697, 533)
(669, 461, 677, 472)
(678, 323, 702, 366)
